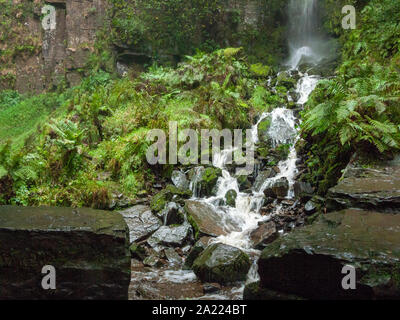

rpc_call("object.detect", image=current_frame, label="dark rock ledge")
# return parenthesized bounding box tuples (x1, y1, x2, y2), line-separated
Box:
(0, 206, 131, 300)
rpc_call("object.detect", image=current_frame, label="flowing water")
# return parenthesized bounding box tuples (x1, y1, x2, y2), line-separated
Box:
(130, 0, 329, 300)
(186, 0, 325, 296)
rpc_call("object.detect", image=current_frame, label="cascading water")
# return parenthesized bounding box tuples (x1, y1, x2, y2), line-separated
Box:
(286, 0, 330, 69)
(131, 0, 331, 300)
(187, 0, 326, 296)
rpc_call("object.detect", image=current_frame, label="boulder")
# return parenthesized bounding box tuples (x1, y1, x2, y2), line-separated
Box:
(257, 209, 400, 299)
(185, 200, 240, 237)
(143, 254, 163, 268)
(250, 221, 278, 249)
(192, 243, 251, 285)
(254, 169, 277, 192)
(184, 236, 212, 269)
(158, 202, 185, 225)
(188, 166, 222, 198)
(304, 199, 317, 214)
(150, 185, 192, 213)
(327, 155, 400, 212)
(293, 181, 314, 199)
(0, 206, 130, 300)
(119, 205, 161, 243)
(263, 178, 289, 199)
(147, 223, 192, 248)
(171, 170, 190, 190)
(257, 117, 272, 144)
(236, 174, 252, 191)
(164, 248, 182, 265)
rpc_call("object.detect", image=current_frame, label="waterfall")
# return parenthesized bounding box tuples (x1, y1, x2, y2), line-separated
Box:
(286, 0, 329, 69)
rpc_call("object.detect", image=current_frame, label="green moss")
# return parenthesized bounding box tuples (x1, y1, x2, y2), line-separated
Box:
(250, 63, 271, 77)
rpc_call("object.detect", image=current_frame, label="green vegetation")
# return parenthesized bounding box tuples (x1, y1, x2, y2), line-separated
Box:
(108, 0, 288, 65)
(301, 0, 400, 193)
(0, 49, 279, 207)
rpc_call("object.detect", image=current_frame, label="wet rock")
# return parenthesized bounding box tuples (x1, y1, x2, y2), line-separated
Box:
(304, 199, 317, 214)
(254, 169, 277, 192)
(263, 178, 289, 199)
(150, 185, 192, 213)
(184, 236, 212, 269)
(119, 205, 161, 243)
(257, 117, 272, 144)
(171, 170, 190, 190)
(258, 209, 400, 299)
(0, 206, 130, 300)
(129, 243, 146, 261)
(192, 243, 251, 285)
(185, 200, 240, 237)
(203, 283, 222, 294)
(236, 175, 252, 191)
(250, 221, 278, 249)
(244, 282, 304, 300)
(276, 72, 297, 89)
(188, 166, 222, 197)
(327, 155, 400, 213)
(225, 189, 237, 207)
(199, 167, 222, 197)
(164, 248, 182, 266)
(147, 223, 192, 248)
(293, 181, 314, 200)
(158, 202, 185, 226)
(143, 254, 163, 268)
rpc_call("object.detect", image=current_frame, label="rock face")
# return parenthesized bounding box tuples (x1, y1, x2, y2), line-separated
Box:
(0, 206, 131, 300)
(185, 200, 240, 237)
(119, 205, 161, 243)
(192, 243, 251, 285)
(250, 221, 278, 249)
(256, 209, 400, 300)
(327, 155, 400, 212)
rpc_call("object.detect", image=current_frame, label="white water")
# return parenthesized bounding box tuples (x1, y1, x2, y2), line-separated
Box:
(286, 0, 331, 69)
(133, 0, 327, 299)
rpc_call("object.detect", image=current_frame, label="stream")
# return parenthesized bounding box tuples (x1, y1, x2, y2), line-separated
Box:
(129, 0, 329, 300)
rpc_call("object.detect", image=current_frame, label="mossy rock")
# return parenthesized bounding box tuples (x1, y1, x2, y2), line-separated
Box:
(236, 175, 252, 190)
(276, 72, 297, 90)
(150, 184, 192, 213)
(184, 236, 211, 269)
(258, 209, 400, 299)
(257, 117, 272, 144)
(129, 243, 146, 261)
(192, 243, 251, 285)
(250, 63, 271, 78)
(199, 167, 222, 197)
(225, 189, 237, 207)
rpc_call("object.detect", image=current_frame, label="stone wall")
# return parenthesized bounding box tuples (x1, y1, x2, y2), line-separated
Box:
(1, 0, 108, 93)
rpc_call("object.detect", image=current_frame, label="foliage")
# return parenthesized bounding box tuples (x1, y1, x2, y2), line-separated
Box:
(301, 0, 400, 194)
(0, 49, 276, 207)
